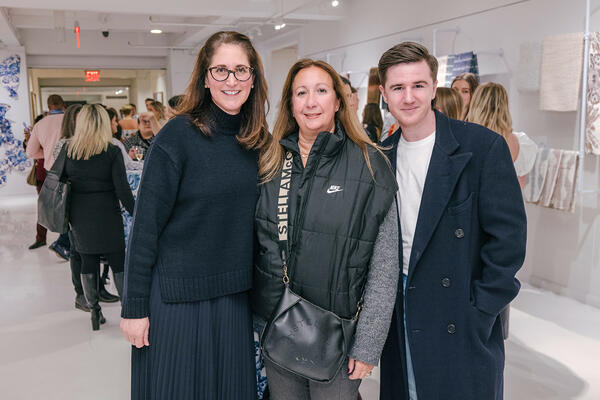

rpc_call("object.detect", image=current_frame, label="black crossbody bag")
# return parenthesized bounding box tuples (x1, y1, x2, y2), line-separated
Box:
(260, 151, 362, 383)
(37, 143, 70, 234)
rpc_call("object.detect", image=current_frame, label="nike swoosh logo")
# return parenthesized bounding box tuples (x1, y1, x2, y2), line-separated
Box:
(327, 188, 343, 194)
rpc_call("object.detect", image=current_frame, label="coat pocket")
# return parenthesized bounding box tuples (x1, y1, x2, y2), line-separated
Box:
(447, 192, 474, 216)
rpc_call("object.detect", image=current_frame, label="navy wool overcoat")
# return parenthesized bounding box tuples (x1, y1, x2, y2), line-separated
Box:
(379, 111, 527, 400)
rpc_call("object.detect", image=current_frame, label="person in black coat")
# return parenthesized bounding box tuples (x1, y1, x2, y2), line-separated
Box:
(63, 104, 135, 330)
(377, 42, 526, 400)
(119, 31, 271, 400)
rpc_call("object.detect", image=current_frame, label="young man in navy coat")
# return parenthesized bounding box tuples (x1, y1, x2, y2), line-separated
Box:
(377, 42, 526, 400)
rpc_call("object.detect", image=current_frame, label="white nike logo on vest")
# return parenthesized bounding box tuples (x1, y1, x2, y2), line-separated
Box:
(327, 185, 343, 194)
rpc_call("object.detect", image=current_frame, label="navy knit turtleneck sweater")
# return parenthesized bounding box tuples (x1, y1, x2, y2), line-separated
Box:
(121, 102, 259, 318)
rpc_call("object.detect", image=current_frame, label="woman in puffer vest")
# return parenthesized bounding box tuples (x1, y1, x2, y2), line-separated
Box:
(252, 59, 400, 399)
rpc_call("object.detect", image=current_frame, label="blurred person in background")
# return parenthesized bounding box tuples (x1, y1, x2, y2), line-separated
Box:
(26, 94, 71, 261)
(466, 82, 538, 190)
(119, 104, 138, 139)
(63, 104, 134, 330)
(122, 111, 156, 160)
(150, 100, 168, 128)
(451, 72, 479, 120)
(23, 113, 47, 250)
(166, 95, 184, 120)
(362, 103, 384, 142)
(434, 87, 464, 120)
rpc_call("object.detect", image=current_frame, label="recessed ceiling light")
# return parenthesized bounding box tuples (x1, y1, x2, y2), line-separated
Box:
(331, 0, 340, 7)
(150, 29, 163, 34)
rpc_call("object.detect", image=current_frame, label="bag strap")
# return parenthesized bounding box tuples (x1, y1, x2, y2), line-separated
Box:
(49, 142, 68, 177)
(277, 151, 294, 285)
(275, 149, 364, 318)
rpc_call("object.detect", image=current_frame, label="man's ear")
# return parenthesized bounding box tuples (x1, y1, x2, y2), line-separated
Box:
(379, 84, 388, 105)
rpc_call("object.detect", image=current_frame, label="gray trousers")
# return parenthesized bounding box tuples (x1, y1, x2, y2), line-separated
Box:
(264, 358, 361, 400)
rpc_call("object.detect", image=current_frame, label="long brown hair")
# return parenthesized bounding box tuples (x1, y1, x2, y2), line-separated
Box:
(466, 82, 512, 140)
(259, 58, 378, 182)
(362, 103, 383, 140)
(176, 31, 270, 151)
(434, 87, 463, 120)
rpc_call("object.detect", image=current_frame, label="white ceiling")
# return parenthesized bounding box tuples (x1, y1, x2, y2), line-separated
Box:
(0, 1, 346, 61)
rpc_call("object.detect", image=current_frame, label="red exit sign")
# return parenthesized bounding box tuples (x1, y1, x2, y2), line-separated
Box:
(85, 70, 100, 82)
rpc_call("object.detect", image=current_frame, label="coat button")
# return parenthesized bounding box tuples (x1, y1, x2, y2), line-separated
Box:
(441, 277, 451, 288)
(454, 228, 464, 238)
(447, 323, 456, 334)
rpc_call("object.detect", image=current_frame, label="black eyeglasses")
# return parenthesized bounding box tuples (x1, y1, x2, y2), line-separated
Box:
(208, 66, 254, 82)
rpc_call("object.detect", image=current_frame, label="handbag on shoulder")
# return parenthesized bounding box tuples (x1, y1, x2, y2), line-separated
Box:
(260, 152, 362, 383)
(37, 144, 70, 233)
(26, 162, 37, 186)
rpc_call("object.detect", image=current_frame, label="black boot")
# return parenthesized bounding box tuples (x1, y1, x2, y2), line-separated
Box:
(70, 249, 90, 312)
(113, 272, 124, 300)
(99, 260, 119, 303)
(81, 273, 104, 330)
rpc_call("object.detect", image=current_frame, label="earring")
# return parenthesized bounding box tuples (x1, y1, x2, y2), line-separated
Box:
(205, 85, 209, 88)
(252, 85, 254, 88)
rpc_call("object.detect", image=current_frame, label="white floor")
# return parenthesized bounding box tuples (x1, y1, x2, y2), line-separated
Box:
(1, 196, 599, 400)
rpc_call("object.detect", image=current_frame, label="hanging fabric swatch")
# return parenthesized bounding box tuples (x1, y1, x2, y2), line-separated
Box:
(549, 150, 579, 212)
(516, 41, 542, 92)
(585, 32, 600, 155)
(524, 146, 579, 212)
(540, 32, 584, 112)
(524, 144, 549, 203)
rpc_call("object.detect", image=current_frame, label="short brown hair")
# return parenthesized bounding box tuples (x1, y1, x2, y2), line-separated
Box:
(176, 31, 270, 151)
(378, 42, 438, 86)
(47, 94, 65, 109)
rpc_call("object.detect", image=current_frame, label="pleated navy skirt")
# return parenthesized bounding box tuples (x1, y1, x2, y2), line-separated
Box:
(131, 269, 257, 400)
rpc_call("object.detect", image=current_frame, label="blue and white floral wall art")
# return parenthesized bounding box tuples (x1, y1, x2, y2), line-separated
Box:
(0, 53, 31, 189)
(0, 55, 21, 99)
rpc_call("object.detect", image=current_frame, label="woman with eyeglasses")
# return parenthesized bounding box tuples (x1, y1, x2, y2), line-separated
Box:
(120, 31, 270, 399)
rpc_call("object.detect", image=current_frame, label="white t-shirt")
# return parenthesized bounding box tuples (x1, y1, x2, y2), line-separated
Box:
(396, 131, 436, 276)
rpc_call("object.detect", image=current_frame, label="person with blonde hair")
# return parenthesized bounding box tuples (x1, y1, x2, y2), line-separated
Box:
(62, 104, 135, 330)
(466, 82, 537, 188)
(118, 104, 138, 138)
(434, 87, 464, 120)
(451, 72, 479, 119)
(252, 58, 398, 398)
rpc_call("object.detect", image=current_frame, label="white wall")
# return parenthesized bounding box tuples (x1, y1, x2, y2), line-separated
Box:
(258, 0, 600, 307)
(167, 49, 197, 99)
(0, 47, 34, 197)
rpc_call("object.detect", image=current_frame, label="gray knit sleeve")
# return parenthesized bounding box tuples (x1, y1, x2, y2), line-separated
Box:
(349, 202, 399, 365)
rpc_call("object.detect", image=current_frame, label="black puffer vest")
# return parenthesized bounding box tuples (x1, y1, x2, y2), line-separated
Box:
(252, 122, 397, 320)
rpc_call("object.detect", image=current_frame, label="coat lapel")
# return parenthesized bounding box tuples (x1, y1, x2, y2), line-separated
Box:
(407, 112, 472, 283)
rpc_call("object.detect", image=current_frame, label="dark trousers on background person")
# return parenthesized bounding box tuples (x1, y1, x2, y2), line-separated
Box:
(34, 161, 47, 243)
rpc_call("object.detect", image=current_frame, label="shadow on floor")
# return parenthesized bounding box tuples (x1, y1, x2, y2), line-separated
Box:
(505, 337, 587, 400)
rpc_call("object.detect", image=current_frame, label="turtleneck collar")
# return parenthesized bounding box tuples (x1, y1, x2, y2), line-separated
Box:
(210, 101, 242, 136)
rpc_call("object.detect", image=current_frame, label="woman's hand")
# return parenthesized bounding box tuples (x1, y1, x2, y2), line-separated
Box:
(120, 317, 150, 348)
(347, 357, 374, 380)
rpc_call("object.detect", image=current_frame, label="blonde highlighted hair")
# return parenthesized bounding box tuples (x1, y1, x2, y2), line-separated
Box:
(259, 58, 378, 182)
(466, 82, 512, 140)
(67, 104, 112, 160)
